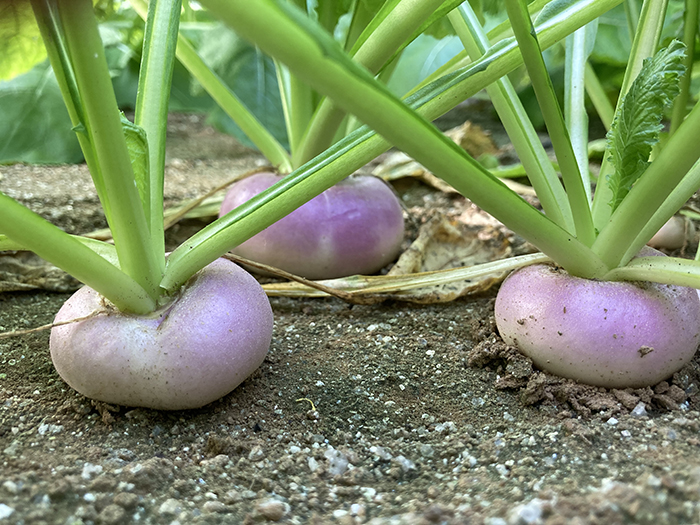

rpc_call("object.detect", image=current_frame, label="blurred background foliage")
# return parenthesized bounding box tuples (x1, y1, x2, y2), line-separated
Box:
(0, 0, 697, 164)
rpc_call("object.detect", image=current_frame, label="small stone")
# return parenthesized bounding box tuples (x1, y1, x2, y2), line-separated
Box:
(202, 501, 227, 513)
(0, 504, 14, 519)
(113, 492, 139, 510)
(81, 463, 103, 480)
(158, 498, 182, 516)
(98, 504, 127, 525)
(507, 498, 546, 524)
(631, 402, 648, 418)
(324, 447, 349, 476)
(256, 499, 289, 521)
(606, 417, 619, 426)
(2, 480, 19, 494)
(419, 444, 434, 458)
(223, 490, 242, 504)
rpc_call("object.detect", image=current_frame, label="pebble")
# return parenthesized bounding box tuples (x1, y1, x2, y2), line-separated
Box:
(158, 498, 182, 516)
(0, 504, 14, 519)
(98, 504, 127, 525)
(202, 500, 226, 513)
(256, 499, 289, 521)
(631, 402, 648, 418)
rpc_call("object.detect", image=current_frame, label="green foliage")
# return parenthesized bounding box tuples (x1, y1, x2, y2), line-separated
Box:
(0, 60, 82, 164)
(606, 39, 686, 211)
(0, 1, 47, 81)
(193, 22, 288, 149)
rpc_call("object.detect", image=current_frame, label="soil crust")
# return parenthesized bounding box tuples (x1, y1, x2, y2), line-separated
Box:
(2, 113, 700, 525)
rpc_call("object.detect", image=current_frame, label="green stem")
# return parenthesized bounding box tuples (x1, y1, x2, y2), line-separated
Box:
(295, 0, 447, 166)
(133, 0, 182, 274)
(0, 192, 155, 314)
(622, 153, 700, 262)
(565, 24, 595, 202)
(669, 0, 699, 136)
(164, 0, 621, 290)
(623, 0, 641, 39)
(584, 62, 614, 130)
(279, 64, 315, 162)
(448, 4, 574, 232)
(604, 256, 700, 288)
(29, 0, 108, 223)
(164, 0, 611, 292)
(58, 0, 161, 300)
(593, 100, 700, 268)
(129, 0, 292, 171)
(591, 0, 669, 229)
(505, 0, 595, 246)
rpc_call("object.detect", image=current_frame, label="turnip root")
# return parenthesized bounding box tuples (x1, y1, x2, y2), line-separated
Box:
(648, 216, 695, 250)
(49, 258, 273, 410)
(495, 251, 700, 388)
(219, 172, 405, 280)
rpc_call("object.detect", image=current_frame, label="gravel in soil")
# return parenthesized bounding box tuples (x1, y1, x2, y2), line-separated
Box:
(3, 112, 700, 524)
(3, 289, 700, 525)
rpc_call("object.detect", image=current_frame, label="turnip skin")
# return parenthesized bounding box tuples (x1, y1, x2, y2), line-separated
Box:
(495, 260, 700, 388)
(49, 259, 273, 410)
(648, 216, 695, 250)
(219, 172, 405, 280)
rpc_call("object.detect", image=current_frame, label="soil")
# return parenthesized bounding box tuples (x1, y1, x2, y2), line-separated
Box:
(3, 112, 700, 525)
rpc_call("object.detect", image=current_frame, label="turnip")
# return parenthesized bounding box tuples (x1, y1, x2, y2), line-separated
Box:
(49, 258, 272, 410)
(494, 248, 700, 388)
(219, 172, 405, 280)
(648, 216, 695, 250)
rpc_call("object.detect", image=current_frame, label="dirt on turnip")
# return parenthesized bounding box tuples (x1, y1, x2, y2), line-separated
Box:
(2, 111, 700, 525)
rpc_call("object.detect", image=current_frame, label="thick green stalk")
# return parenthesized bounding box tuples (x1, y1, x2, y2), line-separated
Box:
(593, 100, 700, 268)
(295, 0, 447, 166)
(129, 0, 292, 171)
(591, 0, 669, 229)
(448, 4, 574, 232)
(277, 64, 315, 161)
(163, 0, 622, 290)
(133, 0, 182, 274)
(29, 0, 108, 224)
(565, 23, 596, 202)
(505, 0, 595, 246)
(58, 0, 161, 300)
(584, 62, 614, 130)
(621, 153, 700, 262)
(669, 0, 699, 135)
(164, 0, 611, 291)
(604, 256, 700, 288)
(0, 193, 155, 314)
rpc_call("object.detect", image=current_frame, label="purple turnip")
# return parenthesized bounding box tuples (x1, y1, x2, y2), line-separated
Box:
(219, 172, 405, 280)
(494, 249, 700, 388)
(49, 258, 273, 410)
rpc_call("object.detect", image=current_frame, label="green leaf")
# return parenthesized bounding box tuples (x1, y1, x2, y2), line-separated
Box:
(0, 1, 47, 81)
(0, 60, 83, 164)
(195, 22, 288, 149)
(605, 39, 686, 211)
(120, 114, 150, 216)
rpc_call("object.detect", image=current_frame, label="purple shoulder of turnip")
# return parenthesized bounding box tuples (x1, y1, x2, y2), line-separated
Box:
(49, 258, 273, 410)
(219, 172, 405, 280)
(494, 248, 700, 388)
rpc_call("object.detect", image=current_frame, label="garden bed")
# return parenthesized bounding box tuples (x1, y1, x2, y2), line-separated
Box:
(2, 113, 700, 524)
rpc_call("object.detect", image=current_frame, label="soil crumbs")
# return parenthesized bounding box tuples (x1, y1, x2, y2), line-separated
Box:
(3, 290, 700, 525)
(3, 112, 700, 524)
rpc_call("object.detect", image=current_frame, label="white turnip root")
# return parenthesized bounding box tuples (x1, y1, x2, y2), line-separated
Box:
(49, 258, 273, 410)
(219, 172, 405, 280)
(648, 215, 695, 250)
(495, 250, 700, 388)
